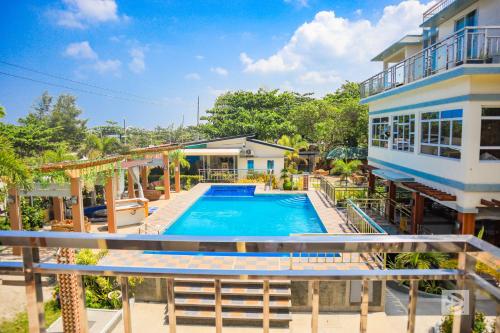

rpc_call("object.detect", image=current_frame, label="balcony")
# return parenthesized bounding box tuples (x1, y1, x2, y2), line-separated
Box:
(0, 230, 498, 333)
(423, 0, 458, 22)
(360, 26, 500, 99)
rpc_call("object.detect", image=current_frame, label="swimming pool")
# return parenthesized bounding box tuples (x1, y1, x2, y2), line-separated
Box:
(163, 186, 326, 236)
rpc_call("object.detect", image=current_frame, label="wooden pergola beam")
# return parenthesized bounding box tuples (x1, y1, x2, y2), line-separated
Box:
(480, 199, 497, 207)
(127, 144, 182, 155)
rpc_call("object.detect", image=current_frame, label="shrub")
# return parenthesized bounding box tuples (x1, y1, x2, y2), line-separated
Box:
(0, 300, 60, 333)
(283, 181, 293, 190)
(439, 311, 495, 333)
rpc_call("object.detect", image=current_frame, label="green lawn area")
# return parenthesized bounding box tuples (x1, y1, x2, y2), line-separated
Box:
(0, 301, 60, 333)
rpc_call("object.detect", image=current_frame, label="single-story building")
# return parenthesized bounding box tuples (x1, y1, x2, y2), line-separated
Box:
(183, 135, 294, 181)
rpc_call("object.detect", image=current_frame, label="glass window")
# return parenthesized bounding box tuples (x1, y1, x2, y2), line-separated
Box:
(420, 109, 462, 159)
(267, 160, 274, 170)
(480, 107, 500, 161)
(371, 117, 390, 148)
(392, 114, 415, 152)
(247, 160, 254, 170)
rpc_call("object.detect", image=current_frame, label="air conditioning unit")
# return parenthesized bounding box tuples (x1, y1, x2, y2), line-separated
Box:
(240, 148, 254, 157)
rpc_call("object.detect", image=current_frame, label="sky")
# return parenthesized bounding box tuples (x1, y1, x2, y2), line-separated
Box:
(0, 0, 432, 128)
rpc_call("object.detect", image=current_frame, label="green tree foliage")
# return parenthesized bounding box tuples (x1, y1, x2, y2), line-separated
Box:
(201, 89, 312, 140)
(168, 149, 190, 171)
(331, 159, 362, 185)
(81, 134, 122, 159)
(277, 134, 309, 169)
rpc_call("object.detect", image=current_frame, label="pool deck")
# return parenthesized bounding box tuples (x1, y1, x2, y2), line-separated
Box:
(99, 183, 379, 271)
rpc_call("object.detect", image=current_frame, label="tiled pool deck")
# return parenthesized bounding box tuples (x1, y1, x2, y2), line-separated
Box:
(100, 183, 379, 271)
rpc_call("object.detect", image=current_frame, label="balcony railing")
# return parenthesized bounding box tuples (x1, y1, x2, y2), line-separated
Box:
(360, 26, 500, 99)
(0, 231, 498, 333)
(422, 0, 457, 22)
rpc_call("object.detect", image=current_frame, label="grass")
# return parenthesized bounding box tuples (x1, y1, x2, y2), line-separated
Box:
(0, 300, 60, 333)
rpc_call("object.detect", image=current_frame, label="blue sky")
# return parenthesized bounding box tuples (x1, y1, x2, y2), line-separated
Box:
(0, 0, 430, 128)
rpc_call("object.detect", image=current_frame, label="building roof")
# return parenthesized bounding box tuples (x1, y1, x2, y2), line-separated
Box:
(184, 134, 254, 147)
(184, 135, 294, 152)
(371, 35, 422, 62)
(183, 148, 242, 156)
(247, 138, 294, 151)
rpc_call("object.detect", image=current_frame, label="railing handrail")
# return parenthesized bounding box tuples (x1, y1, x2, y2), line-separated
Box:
(346, 199, 388, 234)
(422, 0, 455, 21)
(361, 26, 500, 98)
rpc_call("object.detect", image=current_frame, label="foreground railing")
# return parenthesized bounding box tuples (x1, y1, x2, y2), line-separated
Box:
(361, 26, 500, 98)
(0, 231, 498, 333)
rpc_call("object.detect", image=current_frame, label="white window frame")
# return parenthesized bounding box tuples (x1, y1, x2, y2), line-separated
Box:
(371, 117, 390, 148)
(479, 106, 500, 162)
(392, 114, 415, 152)
(420, 110, 462, 160)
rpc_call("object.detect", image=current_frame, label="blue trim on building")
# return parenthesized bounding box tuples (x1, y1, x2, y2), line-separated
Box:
(369, 94, 500, 115)
(361, 66, 500, 104)
(368, 157, 500, 192)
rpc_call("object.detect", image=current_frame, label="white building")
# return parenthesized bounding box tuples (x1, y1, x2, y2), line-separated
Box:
(183, 135, 293, 181)
(360, 0, 500, 243)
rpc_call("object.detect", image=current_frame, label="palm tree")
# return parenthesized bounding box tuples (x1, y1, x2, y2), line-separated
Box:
(390, 252, 449, 270)
(42, 144, 77, 163)
(168, 149, 190, 171)
(331, 159, 361, 185)
(277, 134, 309, 170)
(81, 134, 122, 159)
(0, 106, 30, 187)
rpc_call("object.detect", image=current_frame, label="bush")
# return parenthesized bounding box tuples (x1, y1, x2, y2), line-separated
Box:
(0, 300, 60, 333)
(283, 181, 293, 190)
(439, 311, 495, 333)
(0, 198, 47, 231)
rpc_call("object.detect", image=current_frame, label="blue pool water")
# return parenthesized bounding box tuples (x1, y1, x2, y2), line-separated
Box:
(164, 187, 326, 236)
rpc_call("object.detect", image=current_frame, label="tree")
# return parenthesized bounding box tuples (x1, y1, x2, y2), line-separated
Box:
(331, 159, 361, 185)
(201, 89, 311, 140)
(81, 134, 122, 159)
(168, 149, 190, 171)
(0, 106, 31, 187)
(277, 134, 309, 170)
(49, 94, 88, 150)
(390, 252, 448, 270)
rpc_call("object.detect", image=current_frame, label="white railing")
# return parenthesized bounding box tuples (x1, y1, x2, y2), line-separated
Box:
(360, 26, 500, 98)
(422, 0, 456, 22)
(198, 168, 274, 183)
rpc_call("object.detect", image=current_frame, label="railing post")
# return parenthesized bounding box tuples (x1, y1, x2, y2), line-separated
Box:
(263, 280, 270, 333)
(215, 279, 223, 333)
(407, 280, 418, 333)
(167, 278, 176, 333)
(311, 280, 319, 333)
(23, 247, 46, 333)
(120, 277, 132, 333)
(359, 279, 369, 333)
(452, 252, 476, 333)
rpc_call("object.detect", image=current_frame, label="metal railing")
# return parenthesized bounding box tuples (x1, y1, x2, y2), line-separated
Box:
(198, 168, 274, 183)
(346, 199, 387, 234)
(422, 0, 456, 22)
(360, 26, 500, 98)
(0, 231, 498, 333)
(318, 176, 370, 206)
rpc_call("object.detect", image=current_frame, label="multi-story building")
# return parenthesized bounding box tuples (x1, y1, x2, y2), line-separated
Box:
(360, 0, 500, 244)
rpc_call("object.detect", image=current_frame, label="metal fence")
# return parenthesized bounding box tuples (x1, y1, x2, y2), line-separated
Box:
(198, 168, 273, 183)
(0, 231, 498, 333)
(360, 26, 500, 98)
(345, 199, 387, 234)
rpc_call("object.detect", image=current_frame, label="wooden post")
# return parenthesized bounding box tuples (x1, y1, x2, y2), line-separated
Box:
(410, 192, 424, 235)
(457, 212, 476, 235)
(127, 169, 135, 199)
(162, 154, 170, 200)
(386, 181, 396, 222)
(105, 176, 117, 233)
(368, 171, 376, 196)
(70, 177, 85, 232)
(53, 197, 65, 222)
(175, 160, 181, 193)
(141, 166, 148, 189)
(7, 187, 22, 255)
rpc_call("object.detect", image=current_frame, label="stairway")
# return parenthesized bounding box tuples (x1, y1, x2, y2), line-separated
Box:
(166, 278, 292, 327)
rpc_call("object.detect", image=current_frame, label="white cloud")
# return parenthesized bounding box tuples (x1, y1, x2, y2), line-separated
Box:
(128, 48, 146, 74)
(195, 55, 205, 60)
(240, 0, 432, 94)
(210, 67, 229, 76)
(185, 73, 201, 80)
(64, 41, 97, 59)
(52, 0, 126, 29)
(284, 0, 309, 8)
(355, 9, 362, 16)
(93, 59, 122, 75)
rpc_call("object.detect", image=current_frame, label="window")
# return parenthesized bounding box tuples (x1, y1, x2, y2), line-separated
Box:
(392, 114, 415, 152)
(247, 160, 254, 170)
(420, 109, 462, 159)
(480, 107, 500, 161)
(267, 160, 274, 170)
(371, 117, 390, 148)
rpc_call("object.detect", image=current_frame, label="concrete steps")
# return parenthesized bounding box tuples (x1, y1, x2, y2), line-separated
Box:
(166, 278, 292, 327)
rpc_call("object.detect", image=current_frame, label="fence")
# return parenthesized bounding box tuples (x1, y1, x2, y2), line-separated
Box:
(198, 168, 274, 183)
(0, 231, 498, 333)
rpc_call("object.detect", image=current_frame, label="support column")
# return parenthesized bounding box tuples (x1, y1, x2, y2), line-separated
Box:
(368, 171, 376, 196)
(457, 213, 476, 235)
(174, 160, 181, 193)
(53, 197, 65, 222)
(105, 176, 117, 233)
(70, 177, 85, 232)
(410, 192, 424, 235)
(127, 169, 135, 199)
(386, 181, 396, 223)
(7, 187, 22, 255)
(141, 166, 148, 189)
(162, 154, 170, 200)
